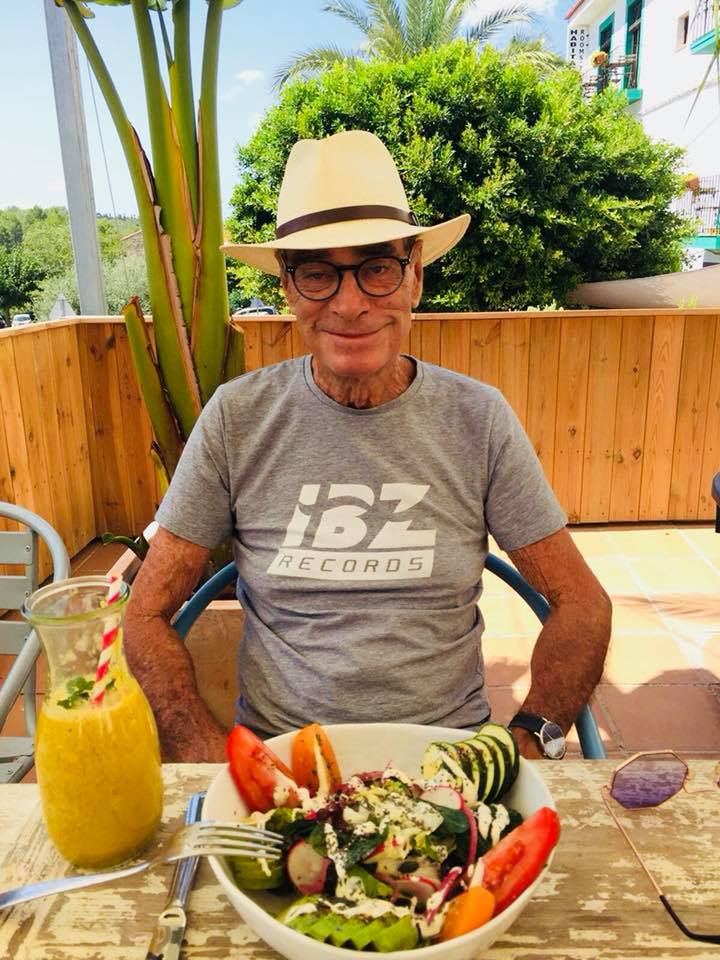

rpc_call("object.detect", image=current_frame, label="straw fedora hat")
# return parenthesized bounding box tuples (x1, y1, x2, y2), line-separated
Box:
(221, 129, 470, 276)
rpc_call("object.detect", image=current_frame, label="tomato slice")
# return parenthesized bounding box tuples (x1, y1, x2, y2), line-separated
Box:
(227, 724, 299, 813)
(291, 723, 342, 796)
(481, 806, 560, 915)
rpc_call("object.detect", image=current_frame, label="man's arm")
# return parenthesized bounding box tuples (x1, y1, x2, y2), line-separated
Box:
(506, 526, 612, 758)
(124, 525, 227, 762)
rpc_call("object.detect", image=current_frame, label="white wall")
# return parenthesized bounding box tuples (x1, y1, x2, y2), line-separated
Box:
(567, 0, 720, 174)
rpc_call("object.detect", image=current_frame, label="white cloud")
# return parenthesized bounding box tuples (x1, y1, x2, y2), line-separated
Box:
(463, 0, 559, 25)
(222, 69, 266, 102)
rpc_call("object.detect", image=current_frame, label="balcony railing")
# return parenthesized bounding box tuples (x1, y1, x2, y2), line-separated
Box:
(690, 0, 718, 44)
(581, 50, 638, 97)
(671, 174, 720, 234)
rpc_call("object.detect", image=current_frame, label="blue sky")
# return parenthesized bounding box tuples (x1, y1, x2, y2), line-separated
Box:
(1, 1, 567, 218)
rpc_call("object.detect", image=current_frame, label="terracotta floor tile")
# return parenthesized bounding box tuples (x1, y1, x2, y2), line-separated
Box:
(605, 527, 696, 560)
(484, 651, 531, 688)
(609, 596, 667, 634)
(598, 683, 720, 754)
(586, 556, 637, 595)
(679, 526, 720, 565)
(628, 556, 720, 594)
(567, 527, 618, 557)
(480, 594, 543, 635)
(602, 634, 697, 685)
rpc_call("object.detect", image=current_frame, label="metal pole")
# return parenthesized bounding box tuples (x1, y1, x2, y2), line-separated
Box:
(43, 0, 107, 316)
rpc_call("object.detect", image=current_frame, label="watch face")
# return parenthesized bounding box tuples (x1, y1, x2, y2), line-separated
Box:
(539, 721, 566, 759)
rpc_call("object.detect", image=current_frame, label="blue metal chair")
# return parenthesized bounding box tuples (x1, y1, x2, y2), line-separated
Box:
(712, 472, 719, 533)
(0, 503, 70, 782)
(175, 553, 606, 759)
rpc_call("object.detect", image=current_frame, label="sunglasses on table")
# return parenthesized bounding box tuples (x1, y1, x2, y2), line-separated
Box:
(601, 750, 720, 944)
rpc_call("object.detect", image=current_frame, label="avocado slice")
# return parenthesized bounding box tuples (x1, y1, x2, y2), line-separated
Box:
(373, 915, 419, 952)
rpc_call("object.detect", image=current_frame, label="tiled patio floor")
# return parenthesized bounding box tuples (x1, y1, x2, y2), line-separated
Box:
(3, 526, 719, 770)
(485, 524, 720, 758)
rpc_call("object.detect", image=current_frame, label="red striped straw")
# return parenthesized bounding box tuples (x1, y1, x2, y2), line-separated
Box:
(90, 575, 122, 705)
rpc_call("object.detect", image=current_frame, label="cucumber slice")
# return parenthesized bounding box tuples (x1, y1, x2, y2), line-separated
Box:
(305, 912, 338, 942)
(473, 734, 507, 803)
(287, 913, 321, 935)
(478, 722, 520, 788)
(229, 855, 285, 889)
(452, 740, 482, 796)
(467, 736, 498, 803)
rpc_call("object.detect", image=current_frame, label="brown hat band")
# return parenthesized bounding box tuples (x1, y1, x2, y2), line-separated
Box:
(275, 204, 420, 240)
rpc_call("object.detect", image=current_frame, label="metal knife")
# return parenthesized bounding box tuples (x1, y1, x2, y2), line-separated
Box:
(146, 791, 205, 960)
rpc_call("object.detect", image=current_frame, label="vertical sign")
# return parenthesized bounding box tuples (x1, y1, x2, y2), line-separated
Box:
(567, 26, 592, 73)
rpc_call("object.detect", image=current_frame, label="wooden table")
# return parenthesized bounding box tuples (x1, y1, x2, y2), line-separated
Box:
(0, 762, 717, 959)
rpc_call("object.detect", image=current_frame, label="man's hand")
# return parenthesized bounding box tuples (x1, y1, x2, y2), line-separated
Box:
(511, 727, 544, 760)
(124, 526, 228, 762)
(507, 526, 612, 743)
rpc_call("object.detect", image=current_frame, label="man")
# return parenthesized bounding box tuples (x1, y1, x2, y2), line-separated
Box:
(125, 130, 611, 763)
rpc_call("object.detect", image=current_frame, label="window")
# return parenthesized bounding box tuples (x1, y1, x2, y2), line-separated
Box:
(677, 12, 690, 48)
(624, 0, 643, 88)
(597, 14, 614, 91)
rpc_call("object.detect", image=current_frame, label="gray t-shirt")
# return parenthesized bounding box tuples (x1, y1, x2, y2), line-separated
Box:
(156, 355, 566, 736)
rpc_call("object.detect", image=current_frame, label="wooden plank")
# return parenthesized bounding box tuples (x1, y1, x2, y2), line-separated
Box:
(81, 324, 133, 536)
(552, 316, 591, 523)
(32, 329, 75, 556)
(114, 327, 158, 535)
(499, 315, 531, 427)
(609, 314, 653, 522)
(668, 315, 716, 520)
(10, 334, 56, 576)
(639, 315, 685, 521)
(579, 315, 622, 522)
(409, 320, 423, 359)
(76, 323, 106, 532)
(56, 325, 97, 548)
(419, 319, 441, 366)
(260, 321, 293, 368)
(526, 316, 561, 484)
(241, 321, 263, 372)
(290, 322, 306, 359)
(440, 319, 471, 375)
(469, 318, 501, 387)
(699, 315, 720, 520)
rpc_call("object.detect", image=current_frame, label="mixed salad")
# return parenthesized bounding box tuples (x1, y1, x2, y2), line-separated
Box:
(225, 722, 560, 951)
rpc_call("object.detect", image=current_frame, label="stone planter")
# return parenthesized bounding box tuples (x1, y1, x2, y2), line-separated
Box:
(109, 525, 242, 730)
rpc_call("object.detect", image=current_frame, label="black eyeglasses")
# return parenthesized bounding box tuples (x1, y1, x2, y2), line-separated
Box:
(601, 750, 720, 944)
(283, 250, 414, 301)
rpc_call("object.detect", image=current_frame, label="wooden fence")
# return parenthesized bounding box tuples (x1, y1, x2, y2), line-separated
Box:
(1, 309, 718, 575)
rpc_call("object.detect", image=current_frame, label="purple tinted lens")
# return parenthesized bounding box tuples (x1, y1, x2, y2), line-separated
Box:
(611, 753, 687, 809)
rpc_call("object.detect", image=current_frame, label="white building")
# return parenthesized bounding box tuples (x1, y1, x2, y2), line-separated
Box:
(566, 0, 720, 264)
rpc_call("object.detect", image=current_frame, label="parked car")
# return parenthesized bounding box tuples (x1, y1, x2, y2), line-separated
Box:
(234, 299, 278, 316)
(11, 314, 33, 328)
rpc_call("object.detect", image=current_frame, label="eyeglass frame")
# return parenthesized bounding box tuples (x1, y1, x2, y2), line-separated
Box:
(281, 245, 416, 302)
(601, 749, 720, 944)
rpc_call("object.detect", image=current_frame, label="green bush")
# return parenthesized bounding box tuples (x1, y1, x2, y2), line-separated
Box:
(227, 43, 689, 310)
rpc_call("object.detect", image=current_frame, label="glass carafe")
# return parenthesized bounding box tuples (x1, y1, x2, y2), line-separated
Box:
(22, 576, 163, 868)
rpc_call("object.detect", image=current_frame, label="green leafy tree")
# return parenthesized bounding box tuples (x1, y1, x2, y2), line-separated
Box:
(228, 43, 689, 310)
(0, 210, 24, 251)
(0, 250, 46, 324)
(274, 0, 536, 87)
(31, 254, 151, 321)
(21, 209, 75, 277)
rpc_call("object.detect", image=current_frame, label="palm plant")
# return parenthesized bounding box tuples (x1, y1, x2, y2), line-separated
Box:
(56, 0, 245, 486)
(273, 0, 538, 89)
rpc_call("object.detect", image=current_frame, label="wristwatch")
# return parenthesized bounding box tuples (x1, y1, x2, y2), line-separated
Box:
(509, 711, 567, 760)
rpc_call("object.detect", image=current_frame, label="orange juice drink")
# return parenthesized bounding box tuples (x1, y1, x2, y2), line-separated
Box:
(23, 576, 164, 869)
(35, 665, 163, 868)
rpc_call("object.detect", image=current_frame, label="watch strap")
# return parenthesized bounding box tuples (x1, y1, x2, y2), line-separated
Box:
(509, 711, 567, 760)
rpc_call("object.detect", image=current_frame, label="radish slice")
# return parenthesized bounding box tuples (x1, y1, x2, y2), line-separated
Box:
(390, 875, 440, 904)
(424, 866, 463, 924)
(419, 785, 464, 809)
(286, 839, 331, 894)
(462, 801, 478, 869)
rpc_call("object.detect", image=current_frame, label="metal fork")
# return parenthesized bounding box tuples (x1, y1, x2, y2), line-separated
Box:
(0, 820, 283, 910)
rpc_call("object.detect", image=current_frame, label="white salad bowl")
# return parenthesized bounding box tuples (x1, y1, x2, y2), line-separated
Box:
(204, 722, 557, 960)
